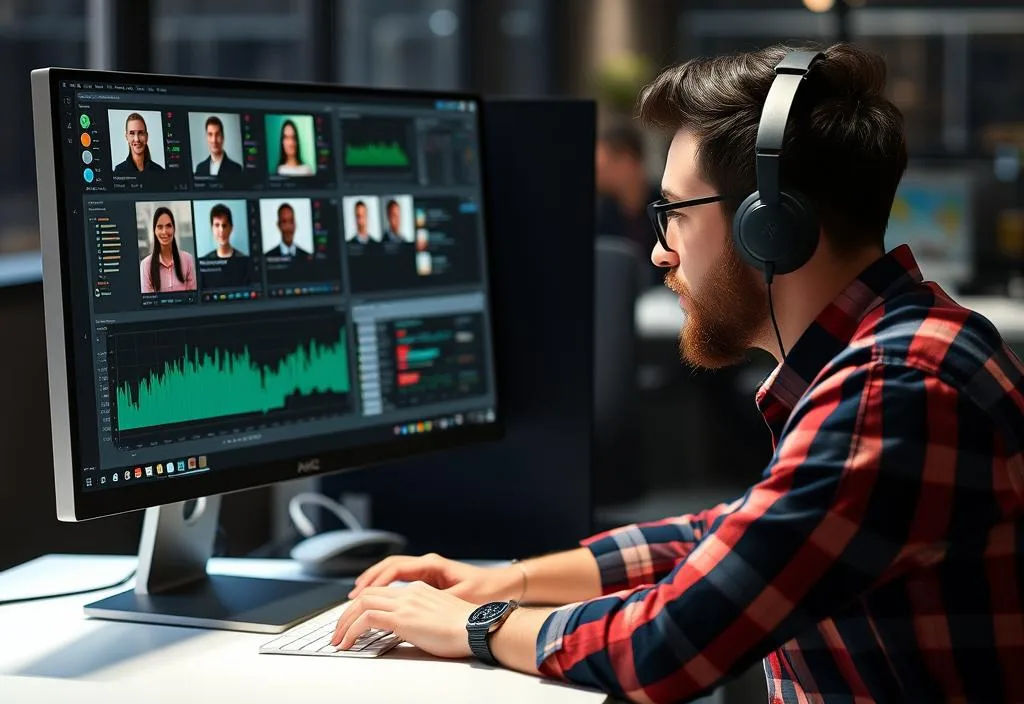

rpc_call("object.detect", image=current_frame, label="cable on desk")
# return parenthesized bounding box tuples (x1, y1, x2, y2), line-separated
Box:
(0, 568, 136, 606)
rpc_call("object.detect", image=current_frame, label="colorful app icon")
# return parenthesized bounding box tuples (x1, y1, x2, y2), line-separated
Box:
(79, 114, 90, 129)
(80, 132, 91, 147)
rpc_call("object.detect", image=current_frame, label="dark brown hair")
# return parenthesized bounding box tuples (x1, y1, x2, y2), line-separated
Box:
(638, 42, 908, 254)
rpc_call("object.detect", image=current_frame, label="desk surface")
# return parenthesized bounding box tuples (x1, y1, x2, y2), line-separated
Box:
(636, 287, 1024, 342)
(0, 555, 607, 704)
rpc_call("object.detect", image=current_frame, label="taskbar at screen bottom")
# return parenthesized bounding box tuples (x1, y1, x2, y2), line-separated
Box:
(81, 406, 497, 493)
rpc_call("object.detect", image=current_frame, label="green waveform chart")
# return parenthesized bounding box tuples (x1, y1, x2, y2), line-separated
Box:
(345, 141, 410, 168)
(114, 325, 350, 431)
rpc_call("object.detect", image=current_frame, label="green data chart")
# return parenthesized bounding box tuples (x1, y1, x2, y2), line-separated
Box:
(112, 315, 350, 432)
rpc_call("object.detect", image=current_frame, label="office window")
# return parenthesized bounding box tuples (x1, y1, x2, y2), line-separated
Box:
(338, 0, 464, 91)
(153, 0, 315, 81)
(969, 34, 1024, 155)
(1, 0, 87, 253)
(473, 0, 551, 96)
(855, 35, 946, 156)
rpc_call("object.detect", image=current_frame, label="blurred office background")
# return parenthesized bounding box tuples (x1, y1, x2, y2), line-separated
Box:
(4, 2, 1024, 701)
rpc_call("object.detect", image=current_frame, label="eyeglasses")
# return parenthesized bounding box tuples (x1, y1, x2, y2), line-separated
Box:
(647, 195, 724, 253)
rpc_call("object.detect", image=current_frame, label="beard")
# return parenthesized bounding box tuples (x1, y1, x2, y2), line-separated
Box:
(664, 240, 768, 369)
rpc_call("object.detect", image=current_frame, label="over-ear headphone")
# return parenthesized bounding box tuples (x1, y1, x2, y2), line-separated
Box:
(732, 50, 825, 283)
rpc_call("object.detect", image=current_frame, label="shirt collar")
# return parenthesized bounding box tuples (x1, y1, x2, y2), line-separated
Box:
(755, 244, 924, 434)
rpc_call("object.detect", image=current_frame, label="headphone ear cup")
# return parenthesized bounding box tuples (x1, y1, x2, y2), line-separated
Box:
(732, 190, 795, 273)
(731, 191, 768, 271)
(731, 190, 819, 277)
(773, 191, 819, 276)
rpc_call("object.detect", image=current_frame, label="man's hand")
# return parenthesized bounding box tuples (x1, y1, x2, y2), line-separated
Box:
(349, 553, 521, 604)
(331, 581, 477, 659)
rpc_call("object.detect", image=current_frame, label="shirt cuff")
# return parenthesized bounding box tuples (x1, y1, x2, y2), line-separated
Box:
(580, 524, 654, 595)
(534, 602, 582, 679)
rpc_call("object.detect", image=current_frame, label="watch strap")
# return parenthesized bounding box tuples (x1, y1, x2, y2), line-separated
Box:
(468, 626, 500, 666)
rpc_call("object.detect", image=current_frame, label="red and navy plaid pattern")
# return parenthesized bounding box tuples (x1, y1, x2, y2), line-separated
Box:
(536, 245, 1024, 703)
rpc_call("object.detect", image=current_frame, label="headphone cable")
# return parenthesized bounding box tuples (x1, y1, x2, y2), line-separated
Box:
(764, 262, 787, 363)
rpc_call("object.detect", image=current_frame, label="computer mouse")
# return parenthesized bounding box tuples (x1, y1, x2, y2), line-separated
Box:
(290, 529, 407, 577)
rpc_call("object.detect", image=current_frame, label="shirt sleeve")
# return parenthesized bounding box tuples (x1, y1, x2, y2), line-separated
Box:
(537, 361, 982, 703)
(580, 497, 745, 595)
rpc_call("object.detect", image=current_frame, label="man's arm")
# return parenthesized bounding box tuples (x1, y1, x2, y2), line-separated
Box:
(514, 499, 743, 605)
(496, 362, 980, 703)
(578, 497, 743, 596)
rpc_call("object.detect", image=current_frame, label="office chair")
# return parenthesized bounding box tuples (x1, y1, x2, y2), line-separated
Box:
(593, 235, 644, 506)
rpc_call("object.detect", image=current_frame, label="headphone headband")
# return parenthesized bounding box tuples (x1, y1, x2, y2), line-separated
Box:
(754, 50, 825, 206)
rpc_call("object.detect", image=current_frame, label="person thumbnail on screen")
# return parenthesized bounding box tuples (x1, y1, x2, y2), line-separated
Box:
(190, 113, 243, 180)
(265, 115, 315, 177)
(381, 195, 415, 245)
(260, 197, 314, 263)
(195, 200, 252, 289)
(416, 251, 432, 276)
(416, 228, 429, 251)
(343, 195, 382, 246)
(109, 109, 166, 176)
(136, 201, 196, 293)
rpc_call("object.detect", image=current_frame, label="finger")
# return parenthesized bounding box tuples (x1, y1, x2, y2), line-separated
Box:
(336, 610, 394, 650)
(356, 564, 424, 593)
(353, 555, 405, 590)
(331, 596, 393, 646)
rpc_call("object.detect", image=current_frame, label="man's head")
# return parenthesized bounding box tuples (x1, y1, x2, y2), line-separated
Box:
(386, 199, 401, 234)
(640, 42, 907, 368)
(210, 203, 233, 248)
(205, 116, 225, 159)
(277, 203, 296, 245)
(355, 200, 368, 234)
(595, 124, 645, 198)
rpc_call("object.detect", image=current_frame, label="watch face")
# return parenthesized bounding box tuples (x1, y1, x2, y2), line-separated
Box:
(469, 601, 509, 625)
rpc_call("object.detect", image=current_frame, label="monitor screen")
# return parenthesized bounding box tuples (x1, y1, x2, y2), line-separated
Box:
(33, 69, 501, 521)
(885, 167, 974, 290)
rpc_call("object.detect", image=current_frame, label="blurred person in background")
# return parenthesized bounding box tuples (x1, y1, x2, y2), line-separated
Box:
(596, 123, 661, 286)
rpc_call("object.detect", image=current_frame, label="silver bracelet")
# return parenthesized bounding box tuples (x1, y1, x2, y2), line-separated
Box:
(510, 559, 528, 602)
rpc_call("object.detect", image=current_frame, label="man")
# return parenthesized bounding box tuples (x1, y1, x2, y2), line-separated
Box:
(382, 199, 407, 244)
(194, 116, 242, 179)
(331, 43, 1024, 702)
(198, 204, 251, 289)
(265, 203, 309, 258)
(350, 200, 376, 245)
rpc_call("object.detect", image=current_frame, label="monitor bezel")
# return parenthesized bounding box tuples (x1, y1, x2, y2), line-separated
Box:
(33, 66, 504, 522)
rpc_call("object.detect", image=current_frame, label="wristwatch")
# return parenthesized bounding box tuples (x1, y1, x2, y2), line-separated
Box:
(466, 600, 519, 666)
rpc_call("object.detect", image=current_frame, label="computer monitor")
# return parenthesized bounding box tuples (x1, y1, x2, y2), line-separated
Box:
(30, 68, 501, 632)
(885, 166, 974, 293)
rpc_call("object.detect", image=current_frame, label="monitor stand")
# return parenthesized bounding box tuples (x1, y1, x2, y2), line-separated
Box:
(83, 495, 347, 633)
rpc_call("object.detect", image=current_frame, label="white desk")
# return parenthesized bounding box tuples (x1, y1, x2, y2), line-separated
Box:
(636, 287, 1024, 343)
(0, 555, 608, 704)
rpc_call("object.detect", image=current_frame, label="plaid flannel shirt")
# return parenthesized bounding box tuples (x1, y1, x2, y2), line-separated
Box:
(536, 245, 1024, 703)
